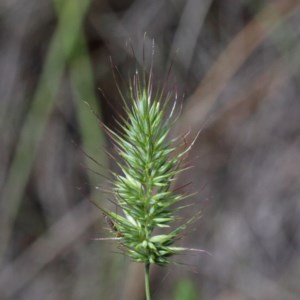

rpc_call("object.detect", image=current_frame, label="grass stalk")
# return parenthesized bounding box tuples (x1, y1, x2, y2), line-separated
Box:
(98, 54, 203, 299)
(145, 263, 151, 300)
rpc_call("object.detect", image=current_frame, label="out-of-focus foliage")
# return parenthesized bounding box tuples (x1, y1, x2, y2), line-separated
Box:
(173, 278, 198, 300)
(1, 1, 300, 300)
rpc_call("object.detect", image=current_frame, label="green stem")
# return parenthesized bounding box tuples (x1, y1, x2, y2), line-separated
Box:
(145, 263, 151, 300)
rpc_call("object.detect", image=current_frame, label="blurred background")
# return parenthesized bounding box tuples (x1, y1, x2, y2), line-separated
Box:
(1, 0, 300, 299)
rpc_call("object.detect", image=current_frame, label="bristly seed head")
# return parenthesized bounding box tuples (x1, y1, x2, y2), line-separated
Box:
(100, 63, 199, 267)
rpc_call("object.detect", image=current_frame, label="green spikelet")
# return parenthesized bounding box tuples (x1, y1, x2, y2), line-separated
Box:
(102, 67, 196, 267)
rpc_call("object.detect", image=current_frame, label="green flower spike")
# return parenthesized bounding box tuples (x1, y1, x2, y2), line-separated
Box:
(95, 55, 207, 300)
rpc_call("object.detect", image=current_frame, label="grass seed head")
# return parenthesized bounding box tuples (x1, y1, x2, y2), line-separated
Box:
(102, 62, 198, 267)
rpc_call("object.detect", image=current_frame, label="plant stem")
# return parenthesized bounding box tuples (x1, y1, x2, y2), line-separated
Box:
(145, 263, 151, 300)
